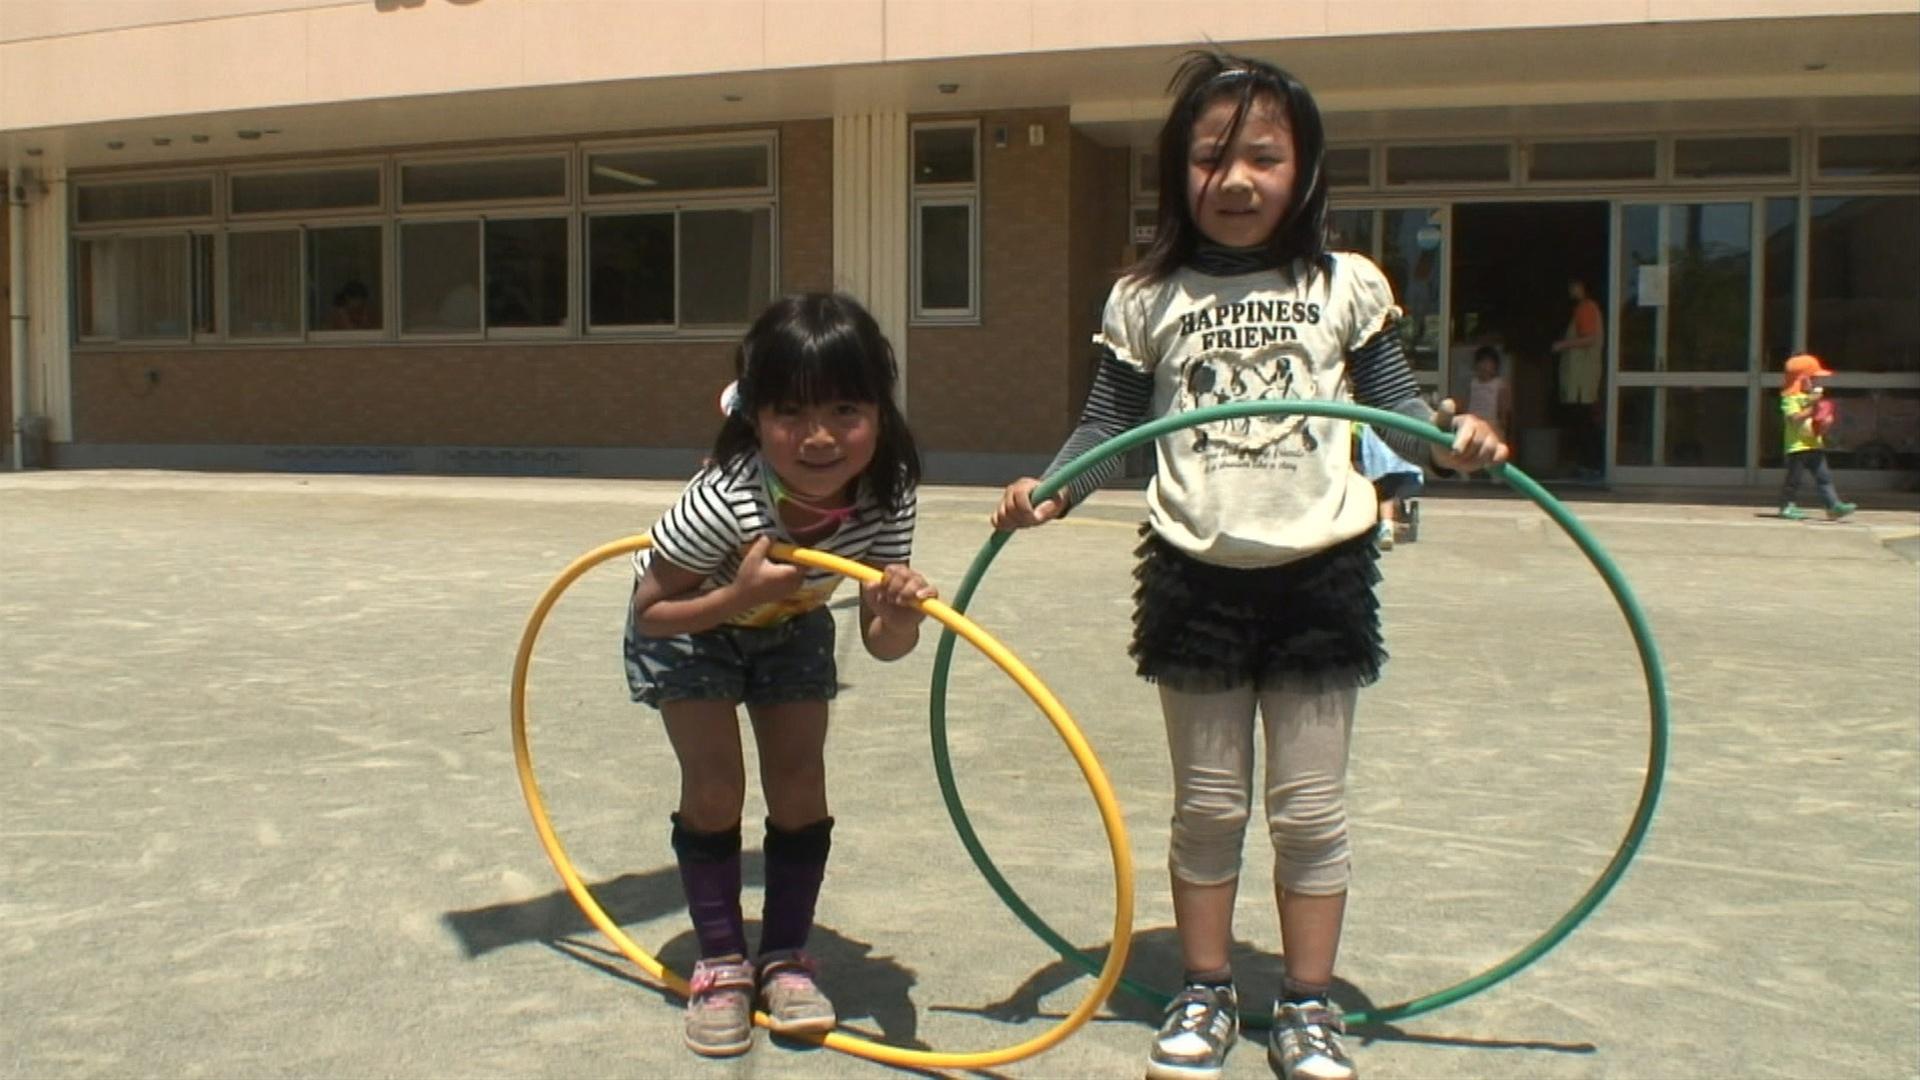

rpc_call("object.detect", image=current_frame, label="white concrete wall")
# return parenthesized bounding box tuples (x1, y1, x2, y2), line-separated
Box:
(5, 0, 1915, 132)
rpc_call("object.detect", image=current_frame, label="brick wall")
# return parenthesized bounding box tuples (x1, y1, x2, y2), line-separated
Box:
(1067, 133, 1132, 417)
(906, 107, 1074, 456)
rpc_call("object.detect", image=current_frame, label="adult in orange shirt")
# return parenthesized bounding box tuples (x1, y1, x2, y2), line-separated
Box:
(1550, 278, 1604, 479)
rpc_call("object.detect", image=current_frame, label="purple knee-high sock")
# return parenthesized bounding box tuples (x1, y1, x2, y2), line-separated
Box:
(671, 814, 747, 959)
(758, 817, 833, 957)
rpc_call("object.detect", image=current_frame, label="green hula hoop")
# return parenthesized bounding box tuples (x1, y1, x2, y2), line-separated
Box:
(928, 400, 1669, 1029)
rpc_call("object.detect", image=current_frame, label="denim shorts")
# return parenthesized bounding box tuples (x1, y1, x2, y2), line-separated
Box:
(624, 604, 838, 709)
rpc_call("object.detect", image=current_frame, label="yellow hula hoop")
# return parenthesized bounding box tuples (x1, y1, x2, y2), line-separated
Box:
(510, 535, 1135, 1071)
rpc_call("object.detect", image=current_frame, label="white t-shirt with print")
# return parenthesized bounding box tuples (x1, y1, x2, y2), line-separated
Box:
(1094, 252, 1399, 568)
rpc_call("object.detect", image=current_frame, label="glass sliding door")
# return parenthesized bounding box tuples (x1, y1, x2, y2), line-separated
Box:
(1328, 205, 1448, 397)
(1613, 200, 1760, 481)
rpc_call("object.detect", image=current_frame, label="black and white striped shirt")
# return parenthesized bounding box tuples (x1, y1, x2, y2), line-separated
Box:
(635, 455, 916, 629)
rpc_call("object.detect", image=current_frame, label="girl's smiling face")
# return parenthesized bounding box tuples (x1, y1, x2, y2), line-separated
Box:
(1186, 92, 1297, 250)
(756, 399, 879, 504)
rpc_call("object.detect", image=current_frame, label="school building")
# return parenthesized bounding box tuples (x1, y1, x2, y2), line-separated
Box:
(4, 1, 1917, 490)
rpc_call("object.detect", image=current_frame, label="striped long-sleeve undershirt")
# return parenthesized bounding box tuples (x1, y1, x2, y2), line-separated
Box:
(1041, 330, 1439, 509)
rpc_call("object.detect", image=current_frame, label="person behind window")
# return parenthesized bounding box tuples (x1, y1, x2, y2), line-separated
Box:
(327, 279, 375, 331)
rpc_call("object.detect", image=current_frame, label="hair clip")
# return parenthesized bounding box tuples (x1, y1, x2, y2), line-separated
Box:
(717, 381, 744, 418)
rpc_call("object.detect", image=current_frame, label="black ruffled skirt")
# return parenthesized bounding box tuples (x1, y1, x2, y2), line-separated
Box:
(1130, 526, 1384, 694)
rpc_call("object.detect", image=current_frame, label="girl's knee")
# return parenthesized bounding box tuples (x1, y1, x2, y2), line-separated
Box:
(761, 759, 828, 825)
(1268, 802, 1351, 892)
(1170, 801, 1252, 884)
(678, 772, 747, 830)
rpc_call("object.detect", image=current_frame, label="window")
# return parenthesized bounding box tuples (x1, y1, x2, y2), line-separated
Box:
(585, 141, 772, 199)
(1762, 197, 1798, 371)
(1325, 147, 1371, 189)
(401, 221, 482, 334)
(1527, 140, 1657, 183)
(1384, 143, 1512, 186)
(74, 176, 213, 225)
(486, 217, 570, 330)
(401, 155, 567, 206)
(1817, 133, 1920, 179)
(393, 153, 573, 336)
(1807, 195, 1920, 374)
(589, 213, 674, 328)
(307, 225, 385, 334)
(1326, 209, 1375, 255)
(586, 208, 771, 331)
(192, 234, 218, 337)
(583, 136, 777, 333)
(911, 122, 979, 322)
(73, 234, 193, 340)
(679, 208, 772, 328)
(228, 230, 303, 338)
(1672, 136, 1793, 180)
(69, 132, 779, 345)
(231, 166, 381, 216)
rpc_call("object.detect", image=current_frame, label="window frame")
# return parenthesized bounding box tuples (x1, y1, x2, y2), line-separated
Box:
(1381, 140, 1517, 190)
(227, 159, 388, 220)
(396, 147, 572, 212)
(221, 224, 307, 343)
(580, 131, 778, 206)
(583, 198, 778, 337)
(910, 119, 981, 325)
(1666, 132, 1799, 186)
(1521, 137, 1660, 187)
(478, 211, 578, 340)
(1324, 144, 1376, 192)
(71, 228, 201, 344)
(1811, 129, 1920, 185)
(303, 218, 390, 343)
(580, 132, 780, 336)
(71, 171, 218, 229)
(396, 214, 486, 341)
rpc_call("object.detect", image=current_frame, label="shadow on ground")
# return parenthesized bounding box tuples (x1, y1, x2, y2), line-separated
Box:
(441, 858, 927, 1052)
(943, 927, 1596, 1060)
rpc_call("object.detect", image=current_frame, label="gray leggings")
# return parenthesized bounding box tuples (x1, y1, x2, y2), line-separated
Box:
(1162, 683, 1356, 895)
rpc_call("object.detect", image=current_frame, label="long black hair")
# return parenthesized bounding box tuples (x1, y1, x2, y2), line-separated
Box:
(710, 292, 920, 513)
(1132, 50, 1330, 283)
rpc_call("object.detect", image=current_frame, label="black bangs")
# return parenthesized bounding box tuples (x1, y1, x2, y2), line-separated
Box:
(735, 294, 893, 411)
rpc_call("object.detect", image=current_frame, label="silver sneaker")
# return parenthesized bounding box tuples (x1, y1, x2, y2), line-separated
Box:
(1146, 983, 1238, 1080)
(1268, 999, 1356, 1080)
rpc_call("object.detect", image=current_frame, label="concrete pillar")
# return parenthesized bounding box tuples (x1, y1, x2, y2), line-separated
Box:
(831, 111, 909, 409)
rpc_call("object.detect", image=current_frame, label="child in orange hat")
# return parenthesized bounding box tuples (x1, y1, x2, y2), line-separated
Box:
(1779, 354, 1856, 521)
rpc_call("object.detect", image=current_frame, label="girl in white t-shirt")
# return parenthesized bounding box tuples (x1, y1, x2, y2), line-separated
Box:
(992, 51, 1506, 1080)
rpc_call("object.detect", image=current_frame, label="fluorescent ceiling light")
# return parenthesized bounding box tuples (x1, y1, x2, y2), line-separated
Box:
(592, 164, 657, 188)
